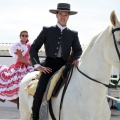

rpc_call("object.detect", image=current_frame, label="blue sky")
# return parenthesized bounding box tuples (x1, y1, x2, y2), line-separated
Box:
(0, 0, 120, 45)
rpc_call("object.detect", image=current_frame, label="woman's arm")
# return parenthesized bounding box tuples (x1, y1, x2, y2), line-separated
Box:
(16, 49, 32, 66)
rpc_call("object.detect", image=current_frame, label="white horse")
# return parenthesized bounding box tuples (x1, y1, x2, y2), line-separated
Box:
(19, 11, 120, 120)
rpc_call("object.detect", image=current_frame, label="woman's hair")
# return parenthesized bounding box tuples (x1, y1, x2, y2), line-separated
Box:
(19, 30, 29, 37)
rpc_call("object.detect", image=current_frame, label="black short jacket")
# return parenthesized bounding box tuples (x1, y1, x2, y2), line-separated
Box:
(30, 25, 82, 65)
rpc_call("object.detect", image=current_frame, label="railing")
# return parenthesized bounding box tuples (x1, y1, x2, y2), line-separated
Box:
(0, 55, 46, 58)
(0, 55, 46, 66)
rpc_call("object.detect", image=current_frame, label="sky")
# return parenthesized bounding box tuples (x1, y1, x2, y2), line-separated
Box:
(0, 0, 120, 45)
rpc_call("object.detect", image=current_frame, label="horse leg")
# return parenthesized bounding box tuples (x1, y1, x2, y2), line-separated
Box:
(9, 98, 19, 109)
(0, 98, 19, 104)
(0, 98, 19, 109)
(19, 76, 33, 120)
(0, 98, 19, 105)
(19, 71, 40, 120)
(9, 98, 19, 104)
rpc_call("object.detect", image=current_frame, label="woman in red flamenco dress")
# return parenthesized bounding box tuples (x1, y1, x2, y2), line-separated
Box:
(0, 30, 35, 101)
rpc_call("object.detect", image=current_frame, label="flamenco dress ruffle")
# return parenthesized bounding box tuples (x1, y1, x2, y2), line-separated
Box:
(0, 42, 34, 100)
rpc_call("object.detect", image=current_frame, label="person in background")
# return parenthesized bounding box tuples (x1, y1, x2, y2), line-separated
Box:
(0, 30, 34, 102)
(30, 3, 82, 120)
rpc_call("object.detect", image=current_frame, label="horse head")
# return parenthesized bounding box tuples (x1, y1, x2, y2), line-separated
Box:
(104, 11, 120, 72)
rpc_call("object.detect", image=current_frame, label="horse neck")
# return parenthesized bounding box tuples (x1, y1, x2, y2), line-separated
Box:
(79, 27, 112, 84)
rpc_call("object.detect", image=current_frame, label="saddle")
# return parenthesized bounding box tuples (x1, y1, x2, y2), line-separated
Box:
(24, 63, 72, 100)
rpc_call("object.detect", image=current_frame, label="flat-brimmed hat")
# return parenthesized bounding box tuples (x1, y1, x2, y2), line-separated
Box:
(49, 3, 77, 15)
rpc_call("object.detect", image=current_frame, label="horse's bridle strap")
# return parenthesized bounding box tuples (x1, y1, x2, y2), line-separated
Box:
(112, 28, 120, 33)
(112, 27, 120, 61)
(77, 67, 109, 87)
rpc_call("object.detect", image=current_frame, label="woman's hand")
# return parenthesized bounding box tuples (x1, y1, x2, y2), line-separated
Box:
(36, 66, 52, 74)
(16, 49, 33, 66)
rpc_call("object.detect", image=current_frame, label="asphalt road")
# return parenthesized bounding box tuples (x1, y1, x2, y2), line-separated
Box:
(0, 107, 120, 120)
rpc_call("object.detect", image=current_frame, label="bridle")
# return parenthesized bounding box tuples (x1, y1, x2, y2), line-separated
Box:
(112, 28, 120, 61)
(77, 27, 120, 88)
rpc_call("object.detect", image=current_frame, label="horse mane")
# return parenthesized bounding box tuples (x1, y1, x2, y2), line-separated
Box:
(80, 25, 113, 61)
(80, 32, 101, 60)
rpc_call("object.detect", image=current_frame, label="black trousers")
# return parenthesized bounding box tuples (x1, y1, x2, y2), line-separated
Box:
(32, 57, 67, 120)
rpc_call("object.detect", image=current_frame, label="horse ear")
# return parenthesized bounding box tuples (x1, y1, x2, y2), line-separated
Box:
(110, 10, 119, 27)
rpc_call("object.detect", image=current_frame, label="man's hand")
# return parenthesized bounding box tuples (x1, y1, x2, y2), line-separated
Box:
(36, 66, 52, 74)
(72, 59, 79, 67)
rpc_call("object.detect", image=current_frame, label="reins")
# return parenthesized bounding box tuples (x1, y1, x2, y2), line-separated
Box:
(77, 67, 109, 87)
(59, 65, 73, 120)
(49, 64, 73, 120)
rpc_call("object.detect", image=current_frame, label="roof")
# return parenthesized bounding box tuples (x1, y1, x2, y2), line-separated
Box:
(0, 43, 45, 56)
(0, 43, 12, 51)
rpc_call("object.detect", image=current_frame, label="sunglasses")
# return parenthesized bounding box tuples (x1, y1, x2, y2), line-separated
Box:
(21, 35, 28, 37)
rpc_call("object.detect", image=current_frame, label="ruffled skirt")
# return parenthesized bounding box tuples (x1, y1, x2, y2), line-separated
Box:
(0, 62, 34, 100)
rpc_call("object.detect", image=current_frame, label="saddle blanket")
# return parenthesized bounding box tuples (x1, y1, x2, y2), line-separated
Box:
(24, 66, 65, 101)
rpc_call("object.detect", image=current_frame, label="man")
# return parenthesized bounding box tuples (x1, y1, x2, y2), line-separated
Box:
(30, 3, 82, 120)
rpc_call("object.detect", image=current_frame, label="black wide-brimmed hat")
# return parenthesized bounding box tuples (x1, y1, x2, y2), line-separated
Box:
(49, 3, 77, 15)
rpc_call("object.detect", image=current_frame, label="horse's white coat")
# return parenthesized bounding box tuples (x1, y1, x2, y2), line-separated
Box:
(19, 11, 120, 120)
